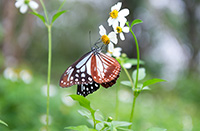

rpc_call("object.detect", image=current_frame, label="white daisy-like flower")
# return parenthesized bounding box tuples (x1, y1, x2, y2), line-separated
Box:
(15, 0, 39, 14)
(107, 2, 129, 28)
(106, 44, 122, 58)
(99, 25, 118, 45)
(113, 22, 129, 41)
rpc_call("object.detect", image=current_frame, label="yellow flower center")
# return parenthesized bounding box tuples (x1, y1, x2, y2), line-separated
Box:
(109, 10, 118, 19)
(116, 26, 122, 33)
(101, 35, 110, 45)
(25, 0, 30, 4)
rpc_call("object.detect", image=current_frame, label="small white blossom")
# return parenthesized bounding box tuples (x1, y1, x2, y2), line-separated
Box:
(123, 63, 132, 69)
(15, 0, 39, 14)
(99, 25, 118, 45)
(106, 45, 122, 58)
(108, 2, 129, 28)
(113, 22, 129, 41)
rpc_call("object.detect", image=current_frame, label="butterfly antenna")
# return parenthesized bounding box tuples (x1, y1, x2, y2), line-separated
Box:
(89, 31, 92, 48)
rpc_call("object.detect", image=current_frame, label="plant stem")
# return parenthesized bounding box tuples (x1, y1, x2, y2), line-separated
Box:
(45, 25, 52, 131)
(128, 95, 137, 129)
(115, 79, 120, 120)
(92, 113, 96, 129)
(40, 0, 50, 23)
(130, 29, 140, 89)
(121, 65, 134, 88)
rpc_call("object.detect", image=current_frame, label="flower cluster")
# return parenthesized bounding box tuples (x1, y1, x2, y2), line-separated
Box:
(99, 2, 129, 57)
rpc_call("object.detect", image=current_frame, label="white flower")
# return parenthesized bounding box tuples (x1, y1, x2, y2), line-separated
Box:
(106, 44, 122, 58)
(15, 0, 39, 14)
(123, 63, 132, 69)
(19, 70, 32, 84)
(113, 22, 129, 41)
(3, 67, 18, 81)
(99, 25, 118, 45)
(41, 84, 57, 97)
(107, 2, 129, 28)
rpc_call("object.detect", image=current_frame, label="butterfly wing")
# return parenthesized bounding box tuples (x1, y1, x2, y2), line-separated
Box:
(77, 82, 100, 97)
(60, 51, 94, 88)
(91, 52, 121, 85)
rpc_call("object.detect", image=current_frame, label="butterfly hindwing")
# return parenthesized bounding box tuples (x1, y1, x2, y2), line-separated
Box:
(60, 51, 94, 88)
(77, 81, 100, 97)
(91, 52, 121, 84)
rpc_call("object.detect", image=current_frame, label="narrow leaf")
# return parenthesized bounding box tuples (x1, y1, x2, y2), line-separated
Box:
(131, 19, 143, 27)
(30, 12, 46, 23)
(125, 59, 145, 65)
(0, 120, 8, 127)
(112, 121, 132, 127)
(142, 86, 151, 90)
(146, 127, 167, 131)
(65, 125, 97, 131)
(78, 110, 91, 119)
(132, 68, 146, 81)
(52, 10, 67, 24)
(70, 95, 92, 111)
(121, 81, 132, 87)
(142, 78, 167, 88)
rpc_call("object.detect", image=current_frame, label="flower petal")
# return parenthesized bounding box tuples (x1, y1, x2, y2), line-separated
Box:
(114, 47, 122, 52)
(118, 9, 130, 17)
(113, 48, 121, 57)
(112, 20, 119, 29)
(108, 43, 114, 53)
(120, 33, 125, 41)
(119, 17, 127, 28)
(106, 52, 112, 56)
(99, 25, 106, 36)
(108, 32, 118, 44)
(123, 63, 132, 69)
(15, 0, 24, 8)
(29, 1, 39, 9)
(111, 2, 122, 11)
(107, 17, 115, 26)
(20, 4, 28, 14)
(122, 27, 129, 33)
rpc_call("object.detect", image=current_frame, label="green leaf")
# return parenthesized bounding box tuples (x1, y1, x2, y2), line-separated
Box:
(0, 119, 8, 127)
(112, 121, 132, 127)
(117, 127, 132, 131)
(70, 95, 94, 113)
(142, 86, 151, 90)
(126, 21, 130, 27)
(146, 127, 167, 131)
(52, 10, 67, 24)
(65, 125, 97, 131)
(30, 12, 46, 23)
(125, 59, 145, 65)
(78, 110, 91, 119)
(132, 68, 146, 81)
(131, 19, 143, 27)
(142, 78, 167, 88)
(121, 81, 132, 87)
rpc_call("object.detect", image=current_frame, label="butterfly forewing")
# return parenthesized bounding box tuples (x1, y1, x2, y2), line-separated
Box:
(91, 53, 121, 84)
(60, 51, 94, 88)
(77, 81, 100, 97)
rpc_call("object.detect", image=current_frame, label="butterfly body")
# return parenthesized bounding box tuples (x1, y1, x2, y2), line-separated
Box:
(60, 46, 121, 97)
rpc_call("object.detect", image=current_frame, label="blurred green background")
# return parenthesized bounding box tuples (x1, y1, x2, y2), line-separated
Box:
(0, 0, 200, 130)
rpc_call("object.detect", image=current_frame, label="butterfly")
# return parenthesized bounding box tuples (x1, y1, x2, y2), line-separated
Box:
(59, 45, 121, 97)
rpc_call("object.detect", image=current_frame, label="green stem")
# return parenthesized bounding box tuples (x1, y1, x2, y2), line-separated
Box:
(46, 26, 52, 131)
(92, 113, 96, 129)
(115, 79, 120, 120)
(57, 0, 67, 12)
(121, 65, 134, 88)
(128, 95, 137, 129)
(130, 29, 140, 89)
(40, 0, 50, 23)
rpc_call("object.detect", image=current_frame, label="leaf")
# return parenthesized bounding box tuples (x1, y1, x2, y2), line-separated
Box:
(112, 121, 132, 127)
(131, 19, 143, 27)
(142, 78, 167, 88)
(125, 59, 145, 65)
(64, 125, 97, 131)
(0, 119, 8, 127)
(78, 110, 91, 119)
(146, 127, 167, 131)
(132, 68, 146, 81)
(30, 12, 46, 23)
(117, 127, 132, 131)
(70, 95, 95, 113)
(142, 86, 151, 90)
(52, 10, 67, 24)
(121, 81, 132, 87)
(126, 21, 130, 27)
